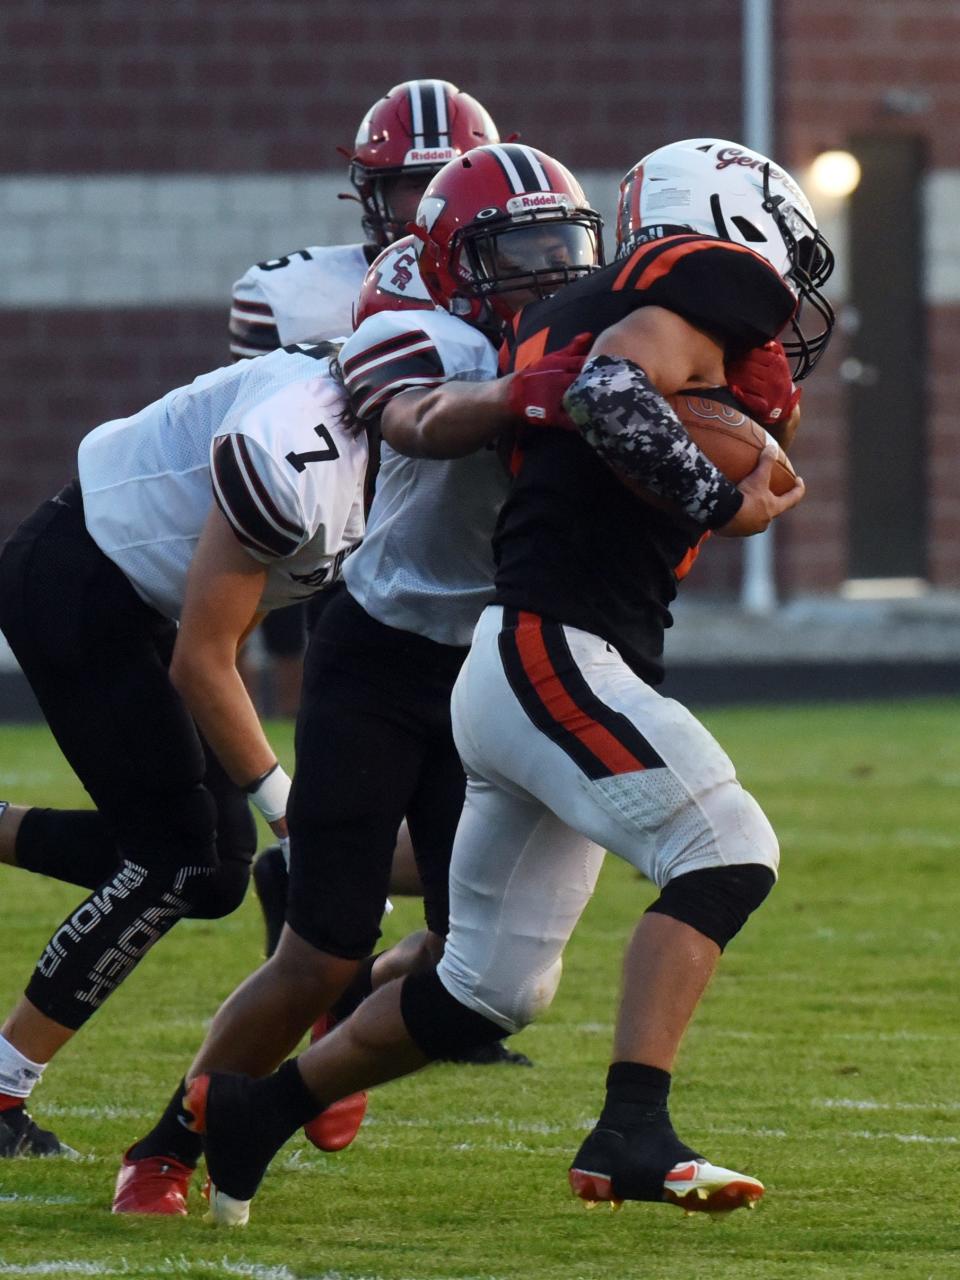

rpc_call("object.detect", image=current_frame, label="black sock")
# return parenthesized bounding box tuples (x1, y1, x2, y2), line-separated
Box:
(329, 954, 379, 1023)
(600, 1060, 672, 1121)
(600, 1060, 699, 1156)
(205, 1059, 323, 1202)
(127, 1078, 203, 1167)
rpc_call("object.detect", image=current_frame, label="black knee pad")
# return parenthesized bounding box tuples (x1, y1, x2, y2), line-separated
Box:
(185, 853, 251, 920)
(645, 863, 775, 950)
(116, 783, 219, 872)
(180, 764, 255, 919)
(400, 968, 508, 1061)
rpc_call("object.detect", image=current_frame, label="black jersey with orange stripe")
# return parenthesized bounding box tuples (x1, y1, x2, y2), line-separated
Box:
(499, 234, 795, 372)
(492, 235, 796, 683)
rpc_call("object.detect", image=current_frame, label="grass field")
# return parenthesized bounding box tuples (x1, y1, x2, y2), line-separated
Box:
(0, 699, 958, 1280)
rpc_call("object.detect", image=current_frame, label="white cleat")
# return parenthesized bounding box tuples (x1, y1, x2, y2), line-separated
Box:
(204, 1183, 251, 1227)
(662, 1159, 764, 1214)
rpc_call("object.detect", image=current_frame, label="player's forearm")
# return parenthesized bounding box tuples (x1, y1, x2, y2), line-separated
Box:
(381, 379, 512, 459)
(170, 652, 281, 798)
(563, 354, 744, 530)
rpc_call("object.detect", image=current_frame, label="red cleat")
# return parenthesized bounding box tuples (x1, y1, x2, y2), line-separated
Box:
(301, 1013, 368, 1152)
(111, 1148, 193, 1215)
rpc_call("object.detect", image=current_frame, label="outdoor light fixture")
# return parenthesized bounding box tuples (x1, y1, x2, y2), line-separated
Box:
(808, 149, 862, 199)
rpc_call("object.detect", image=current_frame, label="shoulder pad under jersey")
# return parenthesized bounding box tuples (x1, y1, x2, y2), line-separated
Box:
(613, 235, 796, 348)
(211, 430, 307, 560)
(338, 308, 498, 421)
(229, 244, 369, 360)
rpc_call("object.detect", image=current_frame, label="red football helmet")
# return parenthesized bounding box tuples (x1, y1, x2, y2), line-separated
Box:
(413, 143, 604, 336)
(352, 234, 434, 329)
(348, 80, 500, 247)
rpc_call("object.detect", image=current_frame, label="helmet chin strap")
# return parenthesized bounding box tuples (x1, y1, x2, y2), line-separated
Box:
(709, 194, 731, 240)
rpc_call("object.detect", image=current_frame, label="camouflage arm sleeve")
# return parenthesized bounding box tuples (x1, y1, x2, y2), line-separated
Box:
(562, 354, 744, 529)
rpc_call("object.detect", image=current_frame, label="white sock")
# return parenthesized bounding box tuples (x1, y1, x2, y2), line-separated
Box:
(0, 1033, 46, 1100)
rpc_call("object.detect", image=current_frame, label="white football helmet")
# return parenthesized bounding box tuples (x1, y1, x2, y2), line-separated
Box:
(616, 138, 835, 380)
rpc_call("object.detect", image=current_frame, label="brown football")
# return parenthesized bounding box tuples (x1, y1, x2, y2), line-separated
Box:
(665, 392, 797, 496)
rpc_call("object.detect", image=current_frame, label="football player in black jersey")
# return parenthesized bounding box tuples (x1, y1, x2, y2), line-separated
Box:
(178, 139, 833, 1222)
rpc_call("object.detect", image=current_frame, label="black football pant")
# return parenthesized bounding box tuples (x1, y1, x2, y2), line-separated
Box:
(286, 586, 467, 958)
(0, 482, 255, 1030)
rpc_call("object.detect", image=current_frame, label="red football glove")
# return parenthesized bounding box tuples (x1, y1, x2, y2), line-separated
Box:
(506, 332, 594, 430)
(725, 339, 801, 426)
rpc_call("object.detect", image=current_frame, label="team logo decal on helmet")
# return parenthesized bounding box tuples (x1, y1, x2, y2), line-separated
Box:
(617, 138, 836, 380)
(352, 233, 435, 330)
(345, 80, 501, 248)
(412, 143, 604, 337)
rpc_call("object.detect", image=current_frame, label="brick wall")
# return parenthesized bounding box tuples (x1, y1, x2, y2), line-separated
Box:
(1, 0, 741, 174)
(2, 0, 958, 594)
(0, 308, 224, 530)
(778, 0, 960, 591)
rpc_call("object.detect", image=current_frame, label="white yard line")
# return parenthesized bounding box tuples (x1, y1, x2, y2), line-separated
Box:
(817, 1097, 960, 1112)
(0, 1260, 509, 1280)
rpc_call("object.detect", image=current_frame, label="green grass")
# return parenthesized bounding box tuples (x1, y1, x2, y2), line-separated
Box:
(0, 701, 958, 1279)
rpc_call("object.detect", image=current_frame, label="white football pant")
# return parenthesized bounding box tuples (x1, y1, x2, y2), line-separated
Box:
(437, 605, 779, 1033)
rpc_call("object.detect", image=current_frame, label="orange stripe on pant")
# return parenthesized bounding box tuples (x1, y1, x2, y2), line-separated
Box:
(513, 611, 649, 776)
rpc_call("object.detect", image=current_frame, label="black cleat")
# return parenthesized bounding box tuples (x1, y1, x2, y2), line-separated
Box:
(184, 1071, 296, 1227)
(0, 1106, 76, 1157)
(252, 844, 289, 958)
(442, 1040, 534, 1067)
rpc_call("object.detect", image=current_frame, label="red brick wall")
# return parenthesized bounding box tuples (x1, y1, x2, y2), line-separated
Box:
(1, 0, 741, 174)
(778, 0, 960, 590)
(0, 309, 224, 537)
(0, 0, 745, 564)
(927, 306, 960, 585)
(3, 0, 958, 592)
(782, 0, 960, 169)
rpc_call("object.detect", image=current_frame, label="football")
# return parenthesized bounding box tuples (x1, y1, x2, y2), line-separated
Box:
(665, 392, 797, 496)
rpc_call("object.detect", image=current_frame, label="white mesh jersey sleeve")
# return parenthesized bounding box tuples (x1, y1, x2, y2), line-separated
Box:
(78, 345, 364, 619)
(338, 308, 499, 421)
(213, 376, 368, 610)
(228, 244, 370, 359)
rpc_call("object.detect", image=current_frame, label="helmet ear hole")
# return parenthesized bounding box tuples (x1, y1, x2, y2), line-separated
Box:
(730, 215, 767, 243)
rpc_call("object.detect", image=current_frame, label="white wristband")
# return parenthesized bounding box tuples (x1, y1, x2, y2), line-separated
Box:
(244, 763, 291, 824)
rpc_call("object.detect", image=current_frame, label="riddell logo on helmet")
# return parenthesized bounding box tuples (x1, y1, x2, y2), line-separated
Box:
(405, 148, 457, 164)
(506, 192, 573, 214)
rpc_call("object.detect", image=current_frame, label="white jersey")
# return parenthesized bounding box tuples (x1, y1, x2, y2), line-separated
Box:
(339, 308, 506, 647)
(78, 343, 367, 621)
(228, 244, 370, 358)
